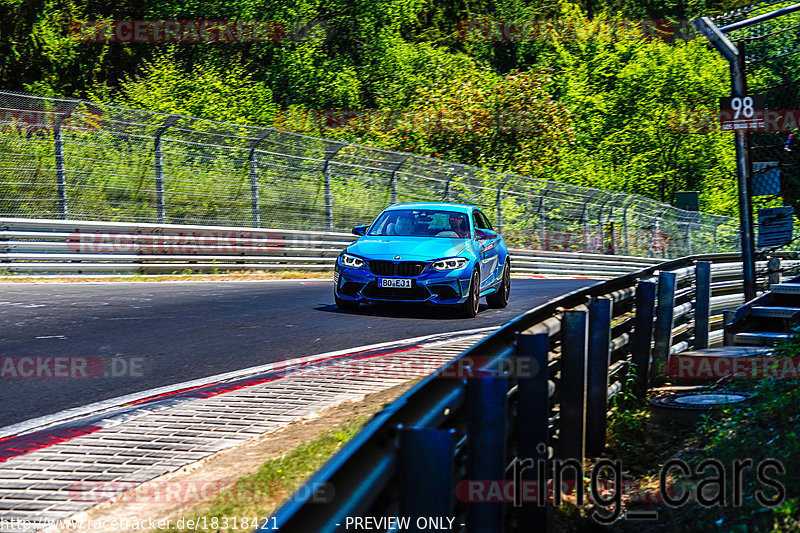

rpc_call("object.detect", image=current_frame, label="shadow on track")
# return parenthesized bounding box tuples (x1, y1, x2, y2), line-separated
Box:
(314, 302, 488, 320)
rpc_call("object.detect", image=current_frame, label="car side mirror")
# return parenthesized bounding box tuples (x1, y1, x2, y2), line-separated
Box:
(352, 224, 369, 236)
(475, 229, 498, 240)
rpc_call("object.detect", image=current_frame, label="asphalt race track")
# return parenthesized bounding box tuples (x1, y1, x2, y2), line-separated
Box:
(0, 277, 596, 429)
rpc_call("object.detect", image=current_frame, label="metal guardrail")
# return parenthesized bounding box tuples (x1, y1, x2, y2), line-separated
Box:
(0, 218, 663, 277)
(266, 252, 800, 532)
(0, 89, 739, 258)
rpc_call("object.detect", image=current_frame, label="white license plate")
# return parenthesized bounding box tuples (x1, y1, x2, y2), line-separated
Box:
(379, 278, 412, 288)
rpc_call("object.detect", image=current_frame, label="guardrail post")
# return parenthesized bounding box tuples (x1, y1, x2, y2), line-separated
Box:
(630, 280, 656, 398)
(586, 297, 612, 457)
(399, 427, 455, 529)
(515, 333, 550, 532)
(695, 261, 712, 349)
(154, 115, 179, 224)
(559, 309, 588, 468)
(767, 257, 781, 287)
(652, 271, 677, 382)
(248, 129, 271, 228)
(53, 102, 79, 220)
(723, 309, 736, 346)
(322, 143, 345, 232)
(467, 373, 507, 532)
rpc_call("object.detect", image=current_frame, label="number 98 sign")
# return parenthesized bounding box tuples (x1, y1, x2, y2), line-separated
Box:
(719, 95, 765, 131)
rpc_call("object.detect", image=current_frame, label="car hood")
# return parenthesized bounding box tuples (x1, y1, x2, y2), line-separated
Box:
(346, 236, 471, 261)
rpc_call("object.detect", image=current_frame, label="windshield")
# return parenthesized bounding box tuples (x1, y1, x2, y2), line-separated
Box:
(368, 209, 471, 238)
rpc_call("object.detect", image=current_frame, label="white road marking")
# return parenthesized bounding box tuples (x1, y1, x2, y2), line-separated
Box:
(0, 326, 497, 439)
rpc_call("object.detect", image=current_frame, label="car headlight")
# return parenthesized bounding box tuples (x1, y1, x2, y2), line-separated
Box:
(431, 257, 469, 271)
(340, 253, 365, 268)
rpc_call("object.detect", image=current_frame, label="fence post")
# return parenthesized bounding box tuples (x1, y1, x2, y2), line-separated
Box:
(467, 373, 507, 532)
(515, 332, 550, 532)
(322, 143, 345, 232)
(652, 271, 677, 382)
(443, 165, 463, 202)
(695, 261, 712, 349)
(586, 297, 612, 457)
(630, 280, 656, 398)
(686, 220, 693, 256)
(608, 207, 616, 254)
(537, 183, 552, 249)
(496, 175, 513, 234)
(399, 427, 455, 528)
(559, 309, 588, 467)
(621, 197, 632, 255)
(248, 129, 271, 228)
(53, 102, 79, 220)
(649, 209, 668, 258)
(389, 154, 411, 205)
(597, 194, 613, 254)
(154, 115, 178, 224)
(581, 200, 589, 251)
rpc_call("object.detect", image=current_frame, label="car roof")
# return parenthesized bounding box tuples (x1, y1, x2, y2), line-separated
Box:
(383, 202, 476, 214)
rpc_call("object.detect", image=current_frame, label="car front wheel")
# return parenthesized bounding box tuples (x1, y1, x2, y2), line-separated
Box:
(460, 269, 481, 318)
(486, 260, 510, 309)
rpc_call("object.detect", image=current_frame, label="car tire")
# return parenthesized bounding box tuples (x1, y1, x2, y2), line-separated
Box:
(335, 292, 360, 312)
(486, 260, 510, 309)
(460, 269, 481, 318)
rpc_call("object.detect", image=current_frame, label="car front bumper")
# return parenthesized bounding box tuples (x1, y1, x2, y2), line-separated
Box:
(334, 263, 473, 305)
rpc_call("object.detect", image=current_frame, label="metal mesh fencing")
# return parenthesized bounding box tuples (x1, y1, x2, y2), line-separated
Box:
(0, 90, 740, 257)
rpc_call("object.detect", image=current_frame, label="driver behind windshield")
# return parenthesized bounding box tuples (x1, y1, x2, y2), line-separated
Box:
(449, 215, 468, 238)
(394, 215, 414, 235)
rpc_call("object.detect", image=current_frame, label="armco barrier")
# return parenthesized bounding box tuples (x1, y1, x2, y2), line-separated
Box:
(266, 252, 799, 532)
(0, 218, 663, 277)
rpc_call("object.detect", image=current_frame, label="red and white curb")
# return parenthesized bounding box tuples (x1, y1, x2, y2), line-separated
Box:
(0, 328, 495, 532)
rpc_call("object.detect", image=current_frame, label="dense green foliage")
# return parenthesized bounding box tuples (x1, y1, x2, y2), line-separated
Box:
(3, 0, 797, 217)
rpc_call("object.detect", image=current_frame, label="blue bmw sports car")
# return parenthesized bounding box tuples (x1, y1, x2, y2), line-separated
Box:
(333, 202, 510, 317)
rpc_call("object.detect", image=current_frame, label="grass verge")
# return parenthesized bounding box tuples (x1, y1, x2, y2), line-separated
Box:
(161, 418, 367, 533)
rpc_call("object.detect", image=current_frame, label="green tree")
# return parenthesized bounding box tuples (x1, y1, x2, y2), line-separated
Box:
(546, 6, 737, 214)
(110, 49, 277, 125)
